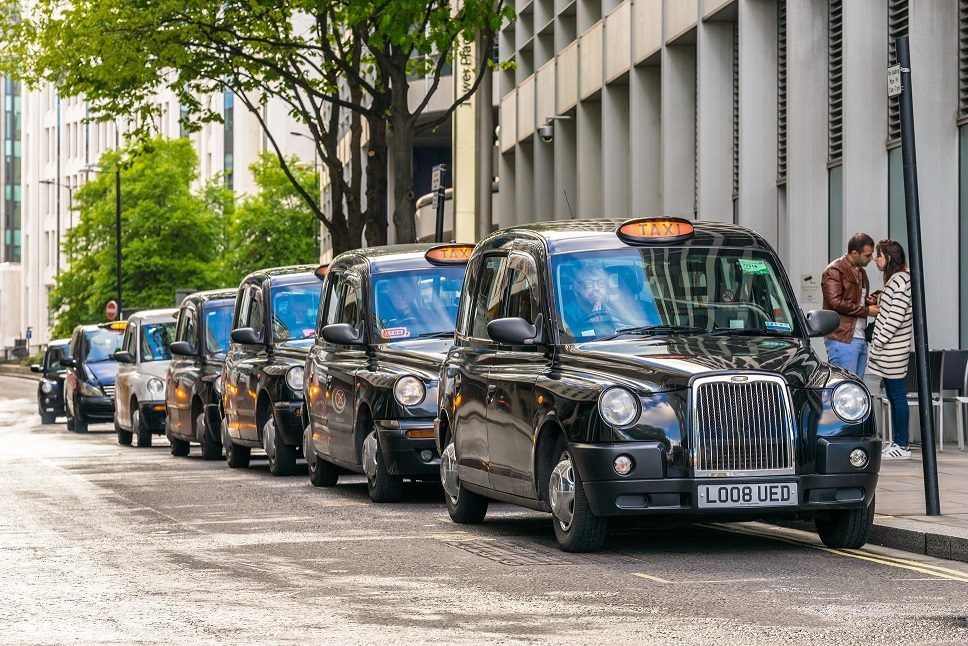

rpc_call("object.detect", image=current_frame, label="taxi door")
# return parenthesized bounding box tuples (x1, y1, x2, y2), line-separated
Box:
(323, 273, 367, 465)
(306, 271, 341, 459)
(115, 320, 139, 425)
(167, 303, 198, 435)
(224, 283, 264, 442)
(484, 252, 548, 499)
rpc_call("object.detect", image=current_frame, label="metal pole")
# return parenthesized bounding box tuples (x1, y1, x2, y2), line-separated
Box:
(115, 167, 122, 318)
(895, 36, 940, 515)
(434, 164, 447, 244)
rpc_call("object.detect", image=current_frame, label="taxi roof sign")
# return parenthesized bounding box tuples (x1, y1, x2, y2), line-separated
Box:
(425, 244, 474, 265)
(617, 217, 695, 245)
(314, 264, 329, 280)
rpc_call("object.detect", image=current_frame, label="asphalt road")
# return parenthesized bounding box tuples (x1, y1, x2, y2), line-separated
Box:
(1, 374, 966, 645)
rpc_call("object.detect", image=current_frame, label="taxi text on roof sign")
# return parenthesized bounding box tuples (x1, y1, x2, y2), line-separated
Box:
(617, 217, 695, 245)
(425, 244, 474, 265)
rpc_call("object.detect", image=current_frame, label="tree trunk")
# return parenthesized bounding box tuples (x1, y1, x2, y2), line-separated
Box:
(389, 117, 416, 244)
(364, 115, 389, 247)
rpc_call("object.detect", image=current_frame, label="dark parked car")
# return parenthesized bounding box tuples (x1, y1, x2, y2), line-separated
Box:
(166, 288, 238, 459)
(31, 338, 70, 424)
(436, 218, 880, 552)
(221, 265, 322, 475)
(304, 244, 471, 502)
(62, 321, 127, 433)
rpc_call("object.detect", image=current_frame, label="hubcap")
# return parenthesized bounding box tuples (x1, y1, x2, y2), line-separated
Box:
(549, 453, 576, 531)
(440, 442, 459, 500)
(303, 425, 315, 470)
(263, 419, 276, 460)
(361, 431, 378, 479)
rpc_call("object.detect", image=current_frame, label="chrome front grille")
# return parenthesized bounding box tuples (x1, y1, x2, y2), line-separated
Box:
(101, 385, 115, 397)
(691, 374, 795, 477)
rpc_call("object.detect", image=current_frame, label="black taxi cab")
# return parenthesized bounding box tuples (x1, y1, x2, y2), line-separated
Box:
(31, 338, 70, 424)
(221, 265, 321, 475)
(303, 244, 469, 502)
(436, 218, 880, 552)
(62, 321, 128, 433)
(166, 288, 237, 459)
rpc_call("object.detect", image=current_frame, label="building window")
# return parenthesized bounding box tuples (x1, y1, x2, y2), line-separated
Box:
(777, 0, 787, 185)
(828, 0, 843, 260)
(887, 0, 909, 243)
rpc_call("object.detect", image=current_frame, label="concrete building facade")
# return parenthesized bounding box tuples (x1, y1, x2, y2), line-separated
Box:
(495, 0, 968, 350)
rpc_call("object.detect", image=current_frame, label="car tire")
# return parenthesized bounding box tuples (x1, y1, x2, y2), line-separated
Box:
(65, 410, 75, 431)
(549, 440, 607, 553)
(222, 418, 250, 468)
(441, 433, 488, 524)
(816, 496, 875, 549)
(197, 413, 221, 460)
(263, 417, 297, 476)
(39, 409, 56, 425)
(116, 417, 133, 445)
(169, 434, 190, 457)
(365, 429, 404, 503)
(133, 408, 151, 448)
(305, 425, 339, 487)
(73, 408, 88, 434)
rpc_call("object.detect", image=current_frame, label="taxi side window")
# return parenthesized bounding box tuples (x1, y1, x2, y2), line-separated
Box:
(469, 255, 507, 339)
(336, 278, 363, 328)
(45, 346, 65, 371)
(318, 273, 341, 335)
(505, 254, 539, 325)
(122, 323, 138, 358)
(246, 287, 265, 335)
(456, 257, 479, 336)
(175, 306, 197, 352)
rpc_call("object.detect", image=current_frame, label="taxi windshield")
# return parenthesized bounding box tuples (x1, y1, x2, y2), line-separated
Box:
(141, 322, 176, 361)
(271, 283, 322, 341)
(551, 247, 799, 343)
(371, 267, 465, 341)
(84, 328, 124, 362)
(204, 300, 234, 355)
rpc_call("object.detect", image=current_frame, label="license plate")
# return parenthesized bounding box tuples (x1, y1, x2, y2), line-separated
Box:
(697, 482, 798, 509)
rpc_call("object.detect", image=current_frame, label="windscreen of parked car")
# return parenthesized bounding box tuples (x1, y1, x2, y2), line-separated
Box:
(271, 282, 322, 341)
(44, 346, 68, 372)
(204, 300, 235, 355)
(84, 328, 124, 362)
(371, 267, 465, 340)
(550, 247, 800, 343)
(140, 322, 176, 361)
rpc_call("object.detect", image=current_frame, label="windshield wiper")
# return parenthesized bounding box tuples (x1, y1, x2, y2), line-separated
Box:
(413, 331, 455, 339)
(605, 325, 708, 340)
(707, 327, 793, 337)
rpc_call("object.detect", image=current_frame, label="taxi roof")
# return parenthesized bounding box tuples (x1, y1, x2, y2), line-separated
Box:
(180, 288, 237, 305)
(47, 338, 70, 347)
(480, 218, 774, 256)
(240, 264, 319, 287)
(127, 308, 179, 323)
(331, 243, 452, 274)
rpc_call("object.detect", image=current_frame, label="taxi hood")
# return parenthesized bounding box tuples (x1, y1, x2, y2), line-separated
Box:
(275, 337, 314, 362)
(377, 336, 452, 378)
(565, 335, 828, 392)
(86, 360, 120, 386)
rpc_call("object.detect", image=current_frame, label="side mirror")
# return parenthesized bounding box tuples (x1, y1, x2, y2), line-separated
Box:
(487, 317, 540, 345)
(60, 357, 76, 368)
(321, 323, 364, 346)
(30, 364, 43, 373)
(169, 341, 196, 357)
(230, 327, 263, 345)
(114, 350, 135, 363)
(805, 309, 840, 338)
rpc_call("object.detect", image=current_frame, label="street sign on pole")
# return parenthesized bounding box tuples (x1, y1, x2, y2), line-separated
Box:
(105, 300, 119, 321)
(432, 164, 447, 242)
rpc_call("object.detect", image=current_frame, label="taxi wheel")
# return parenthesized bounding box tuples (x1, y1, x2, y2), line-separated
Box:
(73, 410, 88, 434)
(365, 430, 403, 503)
(549, 442, 607, 553)
(442, 434, 488, 524)
(816, 495, 875, 549)
(264, 418, 296, 476)
(222, 418, 251, 468)
(197, 413, 221, 460)
(39, 404, 55, 425)
(65, 412, 75, 431)
(116, 417, 133, 446)
(169, 435, 190, 457)
(306, 425, 339, 487)
(133, 409, 152, 448)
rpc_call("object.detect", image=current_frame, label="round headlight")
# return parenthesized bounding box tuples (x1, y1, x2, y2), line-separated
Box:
(213, 375, 223, 395)
(394, 376, 426, 407)
(41, 381, 52, 394)
(146, 377, 165, 396)
(599, 387, 639, 427)
(285, 366, 304, 391)
(831, 382, 870, 423)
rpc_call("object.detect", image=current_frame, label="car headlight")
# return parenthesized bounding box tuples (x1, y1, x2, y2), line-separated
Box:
(599, 387, 640, 427)
(285, 366, 304, 391)
(213, 375, 223, 395)
(393, 376, 426, 406)
(78, 381, 104, 397)
(41, 381, 52, 394)
(146, 378, 165, 397)
(831, 381, 870, 423)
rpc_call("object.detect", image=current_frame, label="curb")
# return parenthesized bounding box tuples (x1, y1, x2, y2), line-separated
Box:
(868, 518, 968, 563)
(0, 364, 38, 380)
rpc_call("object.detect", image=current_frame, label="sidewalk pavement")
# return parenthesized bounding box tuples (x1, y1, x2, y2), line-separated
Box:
(868, 445, 968, 562)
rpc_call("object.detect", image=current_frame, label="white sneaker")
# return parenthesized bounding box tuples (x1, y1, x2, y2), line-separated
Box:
(882, 443, 912, 460)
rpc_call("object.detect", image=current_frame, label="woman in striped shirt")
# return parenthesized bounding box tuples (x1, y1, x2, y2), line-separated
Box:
(867, 239, 914, 459)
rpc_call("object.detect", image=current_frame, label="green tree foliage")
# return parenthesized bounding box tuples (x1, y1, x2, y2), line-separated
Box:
(223, 152, 319, 283)
(50, 138, 224, 337)
(0, 0, 514, 253)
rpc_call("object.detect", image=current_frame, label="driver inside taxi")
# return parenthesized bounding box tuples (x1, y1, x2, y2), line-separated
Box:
(562, 265, 619, 338)
(377, 276, 421, 330)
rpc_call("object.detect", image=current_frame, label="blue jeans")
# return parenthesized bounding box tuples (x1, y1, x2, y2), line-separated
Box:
(883, 377, 910, 448)
(825, 337, 869, 378)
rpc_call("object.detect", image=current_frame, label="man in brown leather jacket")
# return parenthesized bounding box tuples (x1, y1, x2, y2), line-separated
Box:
(821, 232, 879, 377)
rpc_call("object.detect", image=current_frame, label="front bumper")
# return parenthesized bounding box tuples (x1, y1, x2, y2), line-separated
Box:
(570, 438, 881, 518)
(376, 419, 439, 478)
(272, 400, 304, 447)
(38, 388, 65, 415)
(77, 396, 115, 422)
(138, 400, 168, 433)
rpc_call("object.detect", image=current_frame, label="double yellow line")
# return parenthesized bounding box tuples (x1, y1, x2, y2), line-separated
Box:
(711, 522, 968, 583)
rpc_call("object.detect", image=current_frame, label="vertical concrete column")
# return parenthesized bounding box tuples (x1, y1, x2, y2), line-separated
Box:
(910, 2, 959, 347)
(515, 142, 536, 224)
(602, 85, 630, 218)
(785, 0, 829, 310)
(738, 0, 778, 243)
(554, 118, 579, 220)
(577, 101, 603, 216)
(697, 20, 734, 224)
(630, 65, 662, 217)
(498, 151, 517, 228)
(661, 44, 697, 216)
